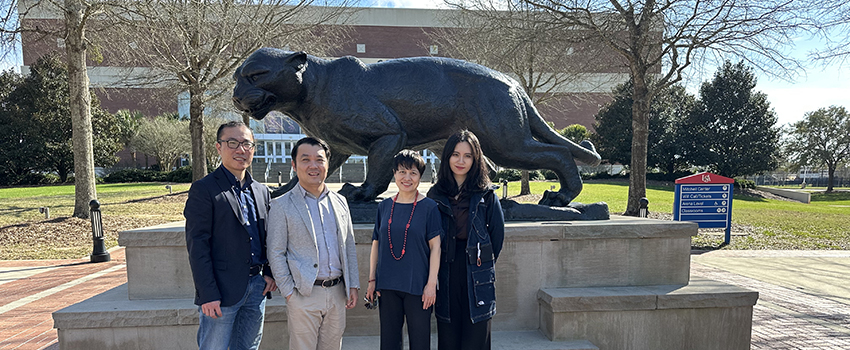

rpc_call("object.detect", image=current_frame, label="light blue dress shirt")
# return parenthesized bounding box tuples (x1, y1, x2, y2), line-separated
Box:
(295, 184, 343, 280)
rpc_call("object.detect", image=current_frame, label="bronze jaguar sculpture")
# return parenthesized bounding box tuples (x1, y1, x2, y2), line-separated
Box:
(232, 48, 601, 207)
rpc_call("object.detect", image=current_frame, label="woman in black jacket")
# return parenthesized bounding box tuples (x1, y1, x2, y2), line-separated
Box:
(427, 130, 505, 350)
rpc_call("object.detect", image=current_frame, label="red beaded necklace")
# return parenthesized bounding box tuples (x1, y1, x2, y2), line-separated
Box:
(388, 192, 418, 260)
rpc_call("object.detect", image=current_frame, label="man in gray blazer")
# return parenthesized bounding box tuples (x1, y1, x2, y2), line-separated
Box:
(267, 136, 360, 350)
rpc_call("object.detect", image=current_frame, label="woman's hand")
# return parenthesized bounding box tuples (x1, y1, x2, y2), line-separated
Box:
(366, 279, 377, 302)
(422, 282, 437, 309)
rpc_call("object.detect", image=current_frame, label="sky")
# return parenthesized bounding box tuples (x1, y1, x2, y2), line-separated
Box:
(3, 0, 848, 127)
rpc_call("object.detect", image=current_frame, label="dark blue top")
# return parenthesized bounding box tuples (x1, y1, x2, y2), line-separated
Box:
(221, 165, 266, 267)
(372, 197, 443, 296)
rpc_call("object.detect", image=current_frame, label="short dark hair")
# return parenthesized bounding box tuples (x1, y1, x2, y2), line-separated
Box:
(435, 130, 490, 195)
(393, 150, 426, 174)
(292, 136, 331, 165)
(216, 121, 253, 140)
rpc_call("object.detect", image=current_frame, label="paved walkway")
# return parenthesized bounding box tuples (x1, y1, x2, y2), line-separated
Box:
(1, 248, 849, 349)
(0, 249, 127, 350)
(690, 250, 850, 350)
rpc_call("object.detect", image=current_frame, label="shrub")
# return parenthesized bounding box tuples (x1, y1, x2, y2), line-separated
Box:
(43, 173, 61, 184)
(541, 169, 558, 180)
(734, 178, 756, 189)
(62, 175, 104, 184)
(19, 172, 59, 185)
(582, 172, 624, 180)
(165, 166, 193, 183)
(104, 168, 167, 183)
(494, 169, 522, 182)
(493, 169, 547, 182)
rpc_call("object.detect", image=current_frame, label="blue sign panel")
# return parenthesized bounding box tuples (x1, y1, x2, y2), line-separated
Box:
(674, 181, 734, 243)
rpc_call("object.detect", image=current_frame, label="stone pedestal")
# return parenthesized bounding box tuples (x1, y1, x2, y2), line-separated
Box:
(53, 216, 757, 350)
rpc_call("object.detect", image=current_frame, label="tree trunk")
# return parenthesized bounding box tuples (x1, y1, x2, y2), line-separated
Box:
(827, 165, 836, 192)
(626, 76, 650, 216)
(190, 86, 207, 181)
(520, 170, 531, 195)
(59, 168, 69, 183)
(65, 0, 96, 219)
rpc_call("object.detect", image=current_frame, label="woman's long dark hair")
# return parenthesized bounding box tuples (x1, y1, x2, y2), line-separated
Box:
(434, 130, 490, 197)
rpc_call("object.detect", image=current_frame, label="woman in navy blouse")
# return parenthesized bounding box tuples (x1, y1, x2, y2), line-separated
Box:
(366, 150, 443, 350)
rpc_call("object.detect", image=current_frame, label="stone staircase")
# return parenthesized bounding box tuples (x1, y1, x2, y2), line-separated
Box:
(342, 332, 598, 350)
(53, 217, 757, 350)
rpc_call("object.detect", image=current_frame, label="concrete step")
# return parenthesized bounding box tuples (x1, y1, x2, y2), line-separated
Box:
(537, 278, 758, 349)
(342, 331, 597, 350)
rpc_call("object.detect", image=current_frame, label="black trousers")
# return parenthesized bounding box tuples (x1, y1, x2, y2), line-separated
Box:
(437, 239, 491, 350)
(379, 289, 432, 350)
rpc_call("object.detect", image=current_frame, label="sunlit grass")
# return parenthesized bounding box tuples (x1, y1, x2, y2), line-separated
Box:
(505, 180, 850, 250)
(0, 183, 191, 226)
(2, 181, 848, 257)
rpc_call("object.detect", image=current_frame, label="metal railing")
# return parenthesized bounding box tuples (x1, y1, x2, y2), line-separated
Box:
(252, 133, 438, 166)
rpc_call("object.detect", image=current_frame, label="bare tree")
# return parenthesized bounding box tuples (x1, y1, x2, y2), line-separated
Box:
(131, 114, 191, 170)
(430, 2, 610, 195)
(451, 0, 807, 215)
(101, 0, 354, 181)
(808, 1, 850, 67)
(3, 0, 108, 218)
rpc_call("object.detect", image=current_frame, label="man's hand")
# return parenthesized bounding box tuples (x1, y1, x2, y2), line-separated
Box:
(201, 300, 222, 319)
(263, 276, 277, 296)
(346, 288, 359, 309)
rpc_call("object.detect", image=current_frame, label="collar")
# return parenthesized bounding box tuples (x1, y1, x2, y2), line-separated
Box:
(294, 182, 328, 200)
(220, 165, 253, 191)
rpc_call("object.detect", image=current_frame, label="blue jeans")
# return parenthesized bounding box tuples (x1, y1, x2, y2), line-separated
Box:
(197, 274, 267, 350)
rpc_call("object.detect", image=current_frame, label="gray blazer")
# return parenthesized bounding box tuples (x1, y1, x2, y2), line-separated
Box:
(267, 186, 360, 299)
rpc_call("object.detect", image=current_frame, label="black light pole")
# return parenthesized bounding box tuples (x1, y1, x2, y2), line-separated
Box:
(90, 200, 111, 263)
(639, 197, 649, 218)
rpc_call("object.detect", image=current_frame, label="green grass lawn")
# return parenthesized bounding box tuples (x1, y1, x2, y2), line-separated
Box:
(0, 183, 191, 259)
(0, 183, 191, 226)
(725, 191, 850, 249)
(505, 180, 850, 250)
(1, 180, 847, 259)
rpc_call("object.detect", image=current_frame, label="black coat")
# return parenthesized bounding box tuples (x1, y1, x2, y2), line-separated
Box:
(184, 166, 272, 307)
(427, 187, 505, 324)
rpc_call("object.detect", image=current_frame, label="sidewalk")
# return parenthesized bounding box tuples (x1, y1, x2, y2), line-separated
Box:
(690, 250, 850, 349)
(0, 248, 127, 350)
(1, 248, 849, 349)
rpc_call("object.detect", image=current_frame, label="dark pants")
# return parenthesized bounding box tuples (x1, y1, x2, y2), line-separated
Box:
(437, 239, 491, 350)
(379, 289, 432, 350)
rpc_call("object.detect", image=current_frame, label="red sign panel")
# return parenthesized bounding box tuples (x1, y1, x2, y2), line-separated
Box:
(674, 172, 734, 184)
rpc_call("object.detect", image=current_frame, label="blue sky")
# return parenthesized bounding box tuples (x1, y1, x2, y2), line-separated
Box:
(3, 0, 848, 127)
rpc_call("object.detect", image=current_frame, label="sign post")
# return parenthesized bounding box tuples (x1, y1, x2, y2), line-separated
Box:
(673, 172, 734, 245)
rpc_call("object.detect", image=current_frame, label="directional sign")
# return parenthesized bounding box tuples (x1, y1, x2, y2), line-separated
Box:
(674, 173, 734, 244)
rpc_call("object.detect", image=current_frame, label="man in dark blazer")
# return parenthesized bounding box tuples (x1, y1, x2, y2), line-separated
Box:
(185, 121, 277, 350)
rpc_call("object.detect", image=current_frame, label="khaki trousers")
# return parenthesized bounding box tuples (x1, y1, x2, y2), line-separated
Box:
(287, 283, 347, 350)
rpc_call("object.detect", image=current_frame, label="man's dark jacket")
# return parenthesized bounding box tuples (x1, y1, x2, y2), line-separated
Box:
(184, 166, 272, 307)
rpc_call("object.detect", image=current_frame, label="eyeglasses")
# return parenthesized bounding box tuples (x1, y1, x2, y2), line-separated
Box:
(364, 296, 379, 310)
(218, 139, 255, 150)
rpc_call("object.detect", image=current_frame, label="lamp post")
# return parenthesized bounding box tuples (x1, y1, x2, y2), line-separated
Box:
(639, 197, 649, 218)
(89, 200, 111, 263)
